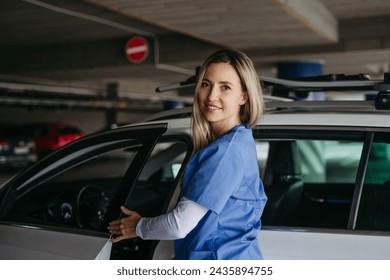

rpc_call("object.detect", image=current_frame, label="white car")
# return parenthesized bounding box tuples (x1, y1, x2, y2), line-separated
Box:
(0, 73, 389, 259)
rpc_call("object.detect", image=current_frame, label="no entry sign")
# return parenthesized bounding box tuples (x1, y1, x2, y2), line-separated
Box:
(125, 36, 149, 63)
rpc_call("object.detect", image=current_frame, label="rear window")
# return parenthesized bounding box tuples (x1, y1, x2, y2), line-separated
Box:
(256, 129, 390, 233)
(254, 130, 365, 229)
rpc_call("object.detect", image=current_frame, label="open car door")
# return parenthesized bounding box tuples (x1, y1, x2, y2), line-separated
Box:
(0, 123, 168, 259)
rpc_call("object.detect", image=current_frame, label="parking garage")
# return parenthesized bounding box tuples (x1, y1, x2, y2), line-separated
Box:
(1, 0, 390, 266)
(2, 0, 389, 132)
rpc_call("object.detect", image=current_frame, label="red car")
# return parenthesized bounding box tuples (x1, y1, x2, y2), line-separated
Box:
(22, 123, 83, 158)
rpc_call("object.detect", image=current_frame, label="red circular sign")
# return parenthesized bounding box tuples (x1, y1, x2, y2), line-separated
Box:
(125, 36, 149, 63)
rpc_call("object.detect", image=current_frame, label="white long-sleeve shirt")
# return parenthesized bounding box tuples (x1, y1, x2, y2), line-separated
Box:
(136, 197, 208, 240)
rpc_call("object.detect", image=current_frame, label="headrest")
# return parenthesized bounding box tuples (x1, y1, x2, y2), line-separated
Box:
(264, 141, 302, 184)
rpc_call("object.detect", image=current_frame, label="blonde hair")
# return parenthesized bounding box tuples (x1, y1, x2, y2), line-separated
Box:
(192, 49, 264, 153)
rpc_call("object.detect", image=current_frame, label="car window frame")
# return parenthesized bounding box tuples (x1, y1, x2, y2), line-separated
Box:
(110, 133, 193, 260)
(103, 133, 193, 227)
(253, 125, 375, 231)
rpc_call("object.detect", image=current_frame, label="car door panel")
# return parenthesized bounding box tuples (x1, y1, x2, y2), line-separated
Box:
(259, 228, 390, 259)
(0, 224, 107, 259)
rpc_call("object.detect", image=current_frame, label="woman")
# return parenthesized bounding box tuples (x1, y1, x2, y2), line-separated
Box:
(108, 48, 268, 260)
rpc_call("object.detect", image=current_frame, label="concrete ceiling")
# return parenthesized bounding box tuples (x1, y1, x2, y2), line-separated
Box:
(0, 0, 389, 100)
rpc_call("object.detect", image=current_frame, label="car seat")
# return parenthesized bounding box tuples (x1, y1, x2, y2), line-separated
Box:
(261, 141, 304, 225)
(356, 180, 390, 231)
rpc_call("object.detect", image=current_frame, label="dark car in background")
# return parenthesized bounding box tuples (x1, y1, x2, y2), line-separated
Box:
(0, 124, 37, 169)
(21, 123, 84, 159)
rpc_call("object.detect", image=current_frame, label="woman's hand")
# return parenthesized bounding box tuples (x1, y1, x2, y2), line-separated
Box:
(108, 206, 142, 243)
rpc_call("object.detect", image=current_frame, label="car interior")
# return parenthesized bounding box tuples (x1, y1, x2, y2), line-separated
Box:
(258, 132, 390, 233)
(110, 140, 190, 260)
(261, 141, 304, 225)
(3, 139, 188, 229)
(258, 136, 362, 230)
(356, 140, 390, 231)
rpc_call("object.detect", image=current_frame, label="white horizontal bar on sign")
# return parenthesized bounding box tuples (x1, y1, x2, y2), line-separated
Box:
(126, 45, 148, 55)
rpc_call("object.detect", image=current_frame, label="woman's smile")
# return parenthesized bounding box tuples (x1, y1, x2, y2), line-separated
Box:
(206, 102, 222, 112)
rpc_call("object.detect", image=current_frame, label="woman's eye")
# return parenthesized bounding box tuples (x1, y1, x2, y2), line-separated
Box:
(222, 85, 231, 91)
(201, 82, 209, 88)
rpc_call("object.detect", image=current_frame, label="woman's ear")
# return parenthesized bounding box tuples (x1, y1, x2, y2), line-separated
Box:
(240, 92, 248, 105)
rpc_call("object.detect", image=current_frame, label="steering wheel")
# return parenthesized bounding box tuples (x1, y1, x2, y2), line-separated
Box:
(74, 184, 110, 229)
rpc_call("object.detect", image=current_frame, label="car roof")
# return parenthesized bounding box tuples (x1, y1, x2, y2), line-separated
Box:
(139, 101, 390, 129)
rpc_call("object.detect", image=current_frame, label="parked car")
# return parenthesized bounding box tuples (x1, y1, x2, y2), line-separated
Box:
(0, 73, 389, 259)
(21, 122, 83, 158)
(0, 124, 37, 169)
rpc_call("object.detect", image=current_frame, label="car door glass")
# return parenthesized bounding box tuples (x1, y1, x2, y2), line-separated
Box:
(298, 140, 363, 184)
(110, 139, 191, 260)
(357, 140, 390, 231)
(7, 143, 141, 231)
(125, 140, 188, 217)
(256, 137, 363, 229)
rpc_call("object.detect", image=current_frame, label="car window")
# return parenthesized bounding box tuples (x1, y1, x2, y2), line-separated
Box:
(3, 134, 191, 259)
(110, 138, 191, 260)
(365, 141, 390, 185)
(356, 136, 390, 231)
(125, 140, 189, 217)
(255, 130, 365, 229)
(8, 143, 140, 231)
(299, 140, 363, 184)
(0, 124, 169, 233)
(258, 140, 363, 184)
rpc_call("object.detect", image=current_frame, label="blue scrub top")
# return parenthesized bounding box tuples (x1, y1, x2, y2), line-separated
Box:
(174, 124, 267, 260)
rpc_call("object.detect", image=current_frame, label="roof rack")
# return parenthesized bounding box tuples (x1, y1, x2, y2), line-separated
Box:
(156, 72, 390, 110)
(143, 99, 387, 123)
